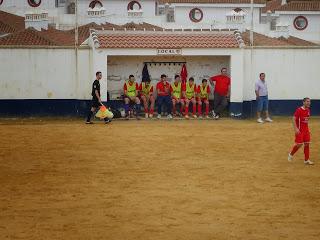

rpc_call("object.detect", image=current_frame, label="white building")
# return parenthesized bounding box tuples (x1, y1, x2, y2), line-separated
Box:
(0, 0, 319, 42)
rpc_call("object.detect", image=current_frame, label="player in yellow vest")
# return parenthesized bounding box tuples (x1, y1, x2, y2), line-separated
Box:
(170, 75, 185, 117)
(197, 79, 211, 118)
(139, 79, 155, 118)
(123, 75, 141, 119)
(182, 77, 197, 119)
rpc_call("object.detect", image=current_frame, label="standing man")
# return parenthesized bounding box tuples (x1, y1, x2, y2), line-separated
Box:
(182, 77, 197, 119)
(123, 75, 141, 119)
(209, 67, 231, 119)
(156, 74, 172, 119)
(170, 74, 184, 117)
(288, 98, 314, 165)
(139, 79, 155, 118)
(197, 79, 211, 118)
(85, 71, 111, 124)
(255, 73, 273, 123)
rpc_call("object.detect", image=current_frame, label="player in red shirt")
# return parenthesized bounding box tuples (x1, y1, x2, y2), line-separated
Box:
(156, 74, 172, 119)
(139, 79, 155, 118)
(123, 75, 141, 119)
(182, 77, 197, 119)
(197, 79, 211, 118)
(288, 98, 314, 165)
(209, 67, 231, 119)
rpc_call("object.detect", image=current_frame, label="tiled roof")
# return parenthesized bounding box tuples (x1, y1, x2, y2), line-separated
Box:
(241, 30, 318, 46)
(0, 28, 58, 46)
(0, 10, 25, 34)
(278, 35, 319, 46)
(97, 31, 240, 48)
(276, 1, 320, 11)
(262, 0, 282, 13)
(158, 0, 266, 4)
(262, 0, 320, 12)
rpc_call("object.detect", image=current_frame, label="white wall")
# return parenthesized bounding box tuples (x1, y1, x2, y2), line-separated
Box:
(242, 48, 320, 101)
(0, 48, 92, 100)
(278, 13, 320, 43)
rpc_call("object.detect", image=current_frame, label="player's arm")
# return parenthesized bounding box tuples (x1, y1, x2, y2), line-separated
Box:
(95, 89, 102, 105)
(255, 83, 259, 99)
(123, 83, 128, 97)
(292, 116, 300, 134)
(209, 76, 216, 85)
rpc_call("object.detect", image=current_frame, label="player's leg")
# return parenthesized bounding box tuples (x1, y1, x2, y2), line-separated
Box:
(263, 97, 272, 122)
(191, 98, 197, 118)
(288, 132, 304, 161)
(197, 98, 202, 117)
(303, 132, 313, 165)
(185, 99, 190, 118)
(124, 97, 130, 118)
(141, 95, 149, 118)
(164, 96, 172, 118)
(86, 105, 97, 124)
(179, 99, 185, 116)
(149, 95, 155, 118)
(134, 97, 141, 118)
(157, 96, 163, 118)
(256, 97, 263, 123)
(172, 98, 177, 116)
(204, 99, 210, 118)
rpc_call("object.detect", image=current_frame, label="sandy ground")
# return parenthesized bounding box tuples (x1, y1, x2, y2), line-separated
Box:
(0, 117, 319, 240)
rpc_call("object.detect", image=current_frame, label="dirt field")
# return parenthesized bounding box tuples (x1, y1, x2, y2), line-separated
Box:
(0, 117, 319, 240)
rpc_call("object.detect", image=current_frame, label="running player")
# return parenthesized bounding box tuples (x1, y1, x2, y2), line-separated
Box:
(288, 97, 314, 165)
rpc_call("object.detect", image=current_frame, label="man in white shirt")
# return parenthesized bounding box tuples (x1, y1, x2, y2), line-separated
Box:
(255, 73, 273, 123)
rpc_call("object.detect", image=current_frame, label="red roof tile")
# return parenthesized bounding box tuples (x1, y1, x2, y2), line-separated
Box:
(276, 1, 320, 11)
(262, 0, 320, 12)
(159, 0, 266, 4)
(98, 32, 240, 48)
(241, 30, 318, 46)
(0, 10, 25, 34)
(0, 28, 57, 46)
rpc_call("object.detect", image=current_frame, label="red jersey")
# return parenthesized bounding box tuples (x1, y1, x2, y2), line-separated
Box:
(123, 82, 139, 92)
(210, 75, 230, 96)
(156, 81, 170, 96)
(294, 107, 310, 132)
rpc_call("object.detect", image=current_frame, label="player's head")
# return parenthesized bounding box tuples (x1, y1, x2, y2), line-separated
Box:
(202, 79, 207, 86)
(161, 74, 167, 81)
(145, 79, 151, 86)
(260, 73, 265, 80)
(129, 74, 135, 82)
(303, 97, 311, 108)
(189, 77, 194, 84)
(221, 67, 227, 75)
(174, 75, 180, 82)
(96, 71, 102, 80)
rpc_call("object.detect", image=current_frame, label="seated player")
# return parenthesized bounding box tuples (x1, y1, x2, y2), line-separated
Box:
(170, 75, 185, 117)
(139, 79, 155, 118)
(182, 77, 197, 119)
(197, 79, 211, 119)
(123, 75, 141, 119)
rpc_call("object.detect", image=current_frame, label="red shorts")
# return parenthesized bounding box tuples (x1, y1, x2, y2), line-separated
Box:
(295, 131, 310, 144)
(197, 98, 209, 103)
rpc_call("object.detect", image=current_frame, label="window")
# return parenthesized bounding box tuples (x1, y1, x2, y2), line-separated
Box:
(189, 8, 203, 23)
(293, 16, 308, 31)
(28, 0, 41, 7)
(127, 1, 142, 11)
(226, 8, 246, 23)
(89, 0, 103, 9)
(0, 0, 3, 6)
